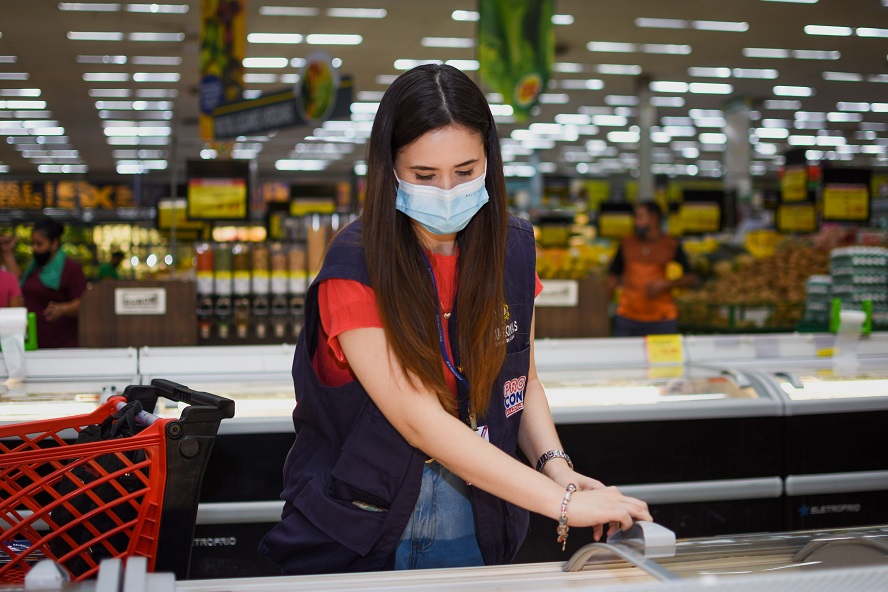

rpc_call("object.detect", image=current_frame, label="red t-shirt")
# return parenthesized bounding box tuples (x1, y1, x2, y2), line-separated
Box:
(314, 251, 543, 395)
(0, 269, 22, 307)
(22, 257, 87, 348)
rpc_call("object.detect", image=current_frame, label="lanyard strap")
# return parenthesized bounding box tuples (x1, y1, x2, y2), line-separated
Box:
(421, 251, 471, 393)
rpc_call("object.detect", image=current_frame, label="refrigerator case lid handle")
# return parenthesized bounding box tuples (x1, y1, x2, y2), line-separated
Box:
(563, 522, 679, 578)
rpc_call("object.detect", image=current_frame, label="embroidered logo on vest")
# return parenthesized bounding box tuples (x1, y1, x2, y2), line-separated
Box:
(503, 375, 526, 417)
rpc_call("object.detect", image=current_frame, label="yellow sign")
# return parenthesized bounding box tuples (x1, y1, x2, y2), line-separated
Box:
(822, 184, 869, 221)
(599, 213, 634, 239)
(744, 229, 780, 258)
(777, 203, 817, 233)
(199, 0, 246, 140)
(157, 200, 207, 231)
(781, 167, 807, 202)
(188, 178, 248, 219)
(680, 203, 720, 234)
(646, 334, 684, 365)
(647, 365, 685, 379)
(583, 180, 610, 212)
(289, 199, 336, 216)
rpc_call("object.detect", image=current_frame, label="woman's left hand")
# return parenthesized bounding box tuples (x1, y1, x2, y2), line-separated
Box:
(44, 301, 65, 322)
(546, 463, 610, 541)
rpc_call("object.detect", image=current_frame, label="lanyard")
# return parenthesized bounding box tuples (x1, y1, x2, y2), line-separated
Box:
(421, 251, 471, 394)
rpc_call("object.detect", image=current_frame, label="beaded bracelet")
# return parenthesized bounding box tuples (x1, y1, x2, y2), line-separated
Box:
(556, 483, 577, 551)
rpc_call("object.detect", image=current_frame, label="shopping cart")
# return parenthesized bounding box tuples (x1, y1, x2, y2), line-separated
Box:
(0, 379, 235, 583)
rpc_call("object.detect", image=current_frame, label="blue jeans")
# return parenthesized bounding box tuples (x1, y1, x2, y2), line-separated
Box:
(613, 315, 680, 337)
(394, 461, 484, 570)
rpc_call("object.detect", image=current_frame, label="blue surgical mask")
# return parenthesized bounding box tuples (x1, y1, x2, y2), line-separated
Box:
(395, 169, 489, 235)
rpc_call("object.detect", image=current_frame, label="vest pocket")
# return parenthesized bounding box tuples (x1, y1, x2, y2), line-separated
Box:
(293, 471, 389, 557)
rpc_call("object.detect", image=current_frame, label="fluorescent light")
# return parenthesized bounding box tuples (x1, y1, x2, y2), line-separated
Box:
(552, 14, 574, 25)
(489, 104, 514, 116)
(306, 34, 363, 45)
(650, 81, 688, 93)
(421, 37, 474, 48)
(756, 127, 790, 139)
(795, 111, 826, 120)
(793, 49, 840, 59)
(451, 10, 479, 21)
(872, 103, 888, 112)
(276, 159, 328, 171)
(89, 89, 131, 97)
(755, 142, 779, 155)
(774, 85, 814, 96)
(243, 57, 289, 68)
(733, 68, 779, 79)
(693, 20, 749, 32)
(856, 27, 888, 38)
(744, 47, 791, 58)
(689, 67, 731, 78)
(816, 135, 845, 146)
(554, 62, 584, 73)
(788, 135, 816, 145)
(132, 56, 182, 65)
(559, 79, 604, 90)
(664, 126, 696, 137)
(394, 59, 442, 70)
(446, 59, 479, 71)
(608, 131, 640, 143)
(651, 96, 685, 107)
(827, 112, 862, 122)
(635, 17, 686, 29)
(0, 56, 15, 64)
(68, 30, 125, 41)
(126, 4, 188, 13)
(38, 164, 87, 173)
(869, 74, 888, 83)
(0, 100, 46, 109)
(137, 88, 177, 98)
(77, 55, 127, 64)
(596, 64, 642, 75)
(762, 0, 818, 3)
(243, 73, 277, 84)
(822, 71, 863, 82)
(0, 73, 29, 80)
(804, 25, 852, 36)
(765, 99, 802, 109)
(276, 74, 298, 84)
(663, 116, 694, 126)
(248, 33, 303, 44)
(83, 73, 129, 82)
(642, 44, 692, 55)
(605, 95, 639, 106)
(694, 117, 727, 127)
(132, 73, 180, 82)
(538, 93, 568, 104)
(762, 118, 790, 127)
(259, 6, 319, 16)
(327, 8, 386, 18)
(690, 82, 733, 94)
(129, 32, 184, 42)
(555, 114, 592, 125)
(837, 102, 870, 112)
(588, 42, 637, 52)
(59, 3, 120, 10)
(592, 115, 628, 126)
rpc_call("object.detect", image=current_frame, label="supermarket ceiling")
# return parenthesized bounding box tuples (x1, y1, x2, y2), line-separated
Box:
(1, 0, 888, 183)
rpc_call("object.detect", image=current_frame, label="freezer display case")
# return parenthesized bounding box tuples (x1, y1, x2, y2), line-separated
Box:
(685, 333, 888, 532)
(522, 338, 784, 563)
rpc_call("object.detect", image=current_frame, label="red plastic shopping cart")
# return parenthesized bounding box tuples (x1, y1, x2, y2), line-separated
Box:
(0, 379, 235, 583)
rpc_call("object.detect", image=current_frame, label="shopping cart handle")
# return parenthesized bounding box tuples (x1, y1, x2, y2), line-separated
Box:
(150, 379, 235, 418)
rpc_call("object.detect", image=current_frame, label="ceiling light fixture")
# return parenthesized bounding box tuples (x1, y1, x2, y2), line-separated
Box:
(642, 44, 692, 54)
(421, 37, 475, 48)
(688, 67, 731, 78)
(596, 64, 642, 75)
(305, 34, 363, 45)
(247, 33, 303, 44)
(327, 8, 386, 18)
(856, 27, 888, 37)
(67, 31, 124, 41)
(588, 42, 637, 52)
(259, 6, 319, 16)
(804, 24, 852, 36)
(451, 10, 479, 21)
(822, 71, 864, 82)
(693, 20, 749, 32)
(774, 85, 814, 96)
(733, 68, 779, 79)
(59, 3, 120, 11)
(243, 57, 289, 68)
(126, 3, 188, 13)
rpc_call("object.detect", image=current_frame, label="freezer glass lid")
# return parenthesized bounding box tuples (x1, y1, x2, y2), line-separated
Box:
(537, 366, 759, 408)
(769, 362, 888, 401)
(0, 381, 108, 421)
(152, 377, 297, 417)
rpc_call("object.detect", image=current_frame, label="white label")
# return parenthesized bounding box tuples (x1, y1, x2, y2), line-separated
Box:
(535, 280, 579, 307)
(115, 288, 167, 316)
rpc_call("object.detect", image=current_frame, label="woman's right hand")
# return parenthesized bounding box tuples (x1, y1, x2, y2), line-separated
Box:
(567, 486, 652, 537)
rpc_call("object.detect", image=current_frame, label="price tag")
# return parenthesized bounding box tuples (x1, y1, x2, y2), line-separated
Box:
(647, 365, 685, 379)
(680, 203, 721, 233)
(777, 203, 817, 233)
(646, 334, 684, 365)
(823, 184, 869, 221)
(781, 167, 807, 202)
(599, 213, 634, 238)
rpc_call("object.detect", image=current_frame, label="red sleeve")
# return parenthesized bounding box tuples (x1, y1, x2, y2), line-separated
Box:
(534, 272, 543, 298)
(64, 260, 87, 301)
(318, 278, 382, 362)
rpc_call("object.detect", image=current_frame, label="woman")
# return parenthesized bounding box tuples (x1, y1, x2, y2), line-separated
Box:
(0, 219, 87, 348)
(260, 65, 650, 574)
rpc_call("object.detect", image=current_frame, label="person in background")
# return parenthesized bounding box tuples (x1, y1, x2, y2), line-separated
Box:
(97, 251, 124, 281)
(260, 64, 650, 576)
(0, 219, 87, 348)
(606, 202, 697, 337)
(0, 266, 23, 308)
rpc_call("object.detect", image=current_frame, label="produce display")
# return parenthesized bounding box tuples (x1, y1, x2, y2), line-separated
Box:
(535, 243, 616, 280)
(677, 241, 830, 332)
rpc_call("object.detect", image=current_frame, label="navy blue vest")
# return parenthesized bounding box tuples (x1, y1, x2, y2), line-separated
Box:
(260, 216, 536, 574)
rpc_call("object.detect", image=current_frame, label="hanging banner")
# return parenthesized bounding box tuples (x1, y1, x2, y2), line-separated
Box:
(199, 0, 246, 140)
(478, 0, 554, 121)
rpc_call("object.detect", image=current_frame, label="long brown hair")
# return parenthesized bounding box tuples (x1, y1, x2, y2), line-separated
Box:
(362, 64, 508, 417)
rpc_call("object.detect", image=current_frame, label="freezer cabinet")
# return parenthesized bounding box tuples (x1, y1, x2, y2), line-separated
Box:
(751, 360, 888, 531)
(518, 363, 784, 563)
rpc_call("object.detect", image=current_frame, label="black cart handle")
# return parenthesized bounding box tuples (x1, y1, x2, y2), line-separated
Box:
(150, 379, 235, 417)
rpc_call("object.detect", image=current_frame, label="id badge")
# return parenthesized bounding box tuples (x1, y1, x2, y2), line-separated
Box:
(475, 424, 489, 442)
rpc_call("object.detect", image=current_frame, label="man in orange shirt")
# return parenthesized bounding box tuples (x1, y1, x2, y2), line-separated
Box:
(606, 202, 696, 337)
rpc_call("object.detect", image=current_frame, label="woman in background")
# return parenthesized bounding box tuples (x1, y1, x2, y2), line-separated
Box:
(0, 219, 87, 348)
